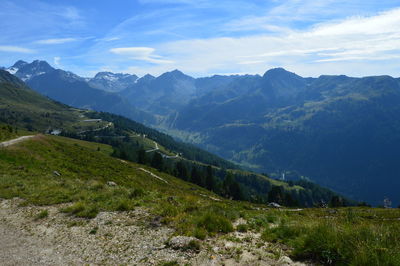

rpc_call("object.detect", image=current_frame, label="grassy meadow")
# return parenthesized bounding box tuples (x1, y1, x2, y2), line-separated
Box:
(0, 132, 399, 265)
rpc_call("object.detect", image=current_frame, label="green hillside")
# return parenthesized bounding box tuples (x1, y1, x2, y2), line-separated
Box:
(1, 128, 399, 265)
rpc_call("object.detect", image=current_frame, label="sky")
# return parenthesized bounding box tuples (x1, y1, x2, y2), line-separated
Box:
(1, 0, 400, 78)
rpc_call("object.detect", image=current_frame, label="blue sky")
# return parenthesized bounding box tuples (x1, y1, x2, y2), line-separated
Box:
(1, 0, 400, 77)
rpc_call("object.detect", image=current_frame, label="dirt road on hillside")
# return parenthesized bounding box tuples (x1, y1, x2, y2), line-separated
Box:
(0, 135, 35, 148)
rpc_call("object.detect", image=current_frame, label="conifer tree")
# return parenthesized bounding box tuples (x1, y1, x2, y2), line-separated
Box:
(151, 152, 163, 171)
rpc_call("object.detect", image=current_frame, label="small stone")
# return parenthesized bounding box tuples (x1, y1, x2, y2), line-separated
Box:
(327, 209, 338, 214)
(53, 171, 61, 176)
(168, 236, 197, 250)
(107, 181, 117, 187)
(268, 202, 282, 208)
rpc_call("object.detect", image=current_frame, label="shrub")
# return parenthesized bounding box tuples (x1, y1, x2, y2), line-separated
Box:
(292, 223, 341, 264)
(196, 212, 233, 234)
(193, 227, 207, 240)
(261, 221, 304, 243)
(236, 223, 248, 232)
(129, 188, 145, 198)
(116, 199, 132, 211)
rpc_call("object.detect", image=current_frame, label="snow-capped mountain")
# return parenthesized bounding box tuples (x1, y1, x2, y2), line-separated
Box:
(88, 72, 138, 92)
(5, 60, 28, 75)
(7, 60, 55, 81)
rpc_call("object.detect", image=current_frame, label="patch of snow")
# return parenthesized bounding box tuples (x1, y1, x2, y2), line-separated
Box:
(5, 67, 18, 74)
(101, 74, 118, 81)
(21, 74, 32, 81)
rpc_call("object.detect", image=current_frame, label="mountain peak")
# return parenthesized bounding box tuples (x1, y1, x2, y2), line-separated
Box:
(11, 60, 55, 81)
(263, 67, 296, 78)
(31, 60, 52, 68)
(12, 60, 28, 69)
(141, 74, 155, 81)
(160, 69, 193, 80)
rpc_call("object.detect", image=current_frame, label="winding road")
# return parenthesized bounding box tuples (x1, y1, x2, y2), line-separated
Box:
(0, 135, 35, 148)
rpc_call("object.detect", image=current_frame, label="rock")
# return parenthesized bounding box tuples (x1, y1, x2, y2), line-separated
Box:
(279, 255, 293, 264)
(168, 236, 198, 250)
(107, 181, 117, 187)
(327, 209, 338, 214)
(53, 171, 61, 176)
(150, 216, 162, 228)
(268, 202, 282, 208)
(224, 242, 235, 249)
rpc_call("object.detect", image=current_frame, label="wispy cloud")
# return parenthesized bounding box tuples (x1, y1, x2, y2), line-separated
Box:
(0, 45, 35, 53)
(140, 6, 400, 77)
(109, 47, 173, 64)
(35, 38, 78, 45)
(99, 37, 120, 42)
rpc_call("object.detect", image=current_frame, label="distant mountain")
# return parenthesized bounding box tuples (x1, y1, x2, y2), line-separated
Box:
(88, 72, 138, 92)
(158, 69, 400, 206)
(120, 66, 400, 206)
(12, 60, 54, 81)
(120, 69, 196, 116)
(4, 60, 154, 124)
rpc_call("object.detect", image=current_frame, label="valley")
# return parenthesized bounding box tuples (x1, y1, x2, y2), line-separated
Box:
(4, 60, 399, 206)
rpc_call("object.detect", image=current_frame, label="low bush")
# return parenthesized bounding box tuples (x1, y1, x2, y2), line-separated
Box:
(196, 212, 233, 234)
(129, 188, 146, 198)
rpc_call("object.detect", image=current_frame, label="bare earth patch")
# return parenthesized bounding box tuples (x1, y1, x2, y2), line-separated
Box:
(0, 198, 307, 265)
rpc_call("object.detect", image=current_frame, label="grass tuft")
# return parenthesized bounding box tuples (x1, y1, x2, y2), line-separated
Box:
(34, 209, 49, 220)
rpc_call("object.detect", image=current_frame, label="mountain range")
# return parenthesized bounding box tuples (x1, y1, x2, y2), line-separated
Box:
(3, 60, 400, 206)
(4, 60, 153, 124)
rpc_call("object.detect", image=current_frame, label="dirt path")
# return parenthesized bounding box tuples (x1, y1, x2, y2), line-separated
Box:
(138, 167, 169, 184)
(0, 198, 307, 266)
(0, 200, 68, 265)
(0, 220, 66, 265)
(0, 135, 35, 148)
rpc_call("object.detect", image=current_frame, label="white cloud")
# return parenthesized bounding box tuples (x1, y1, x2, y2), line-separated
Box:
(102, 37, 120, 42)
(35, 38, 78, 44)
(109, 47, 174, 64)
(141, 7, 400, 77)
(53, 56, 61, 67)
(309, 8, 400, 36)
(0, 45, 34, 53)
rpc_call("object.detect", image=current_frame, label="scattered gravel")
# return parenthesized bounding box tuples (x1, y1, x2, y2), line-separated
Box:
(0, 198, 308, 265)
